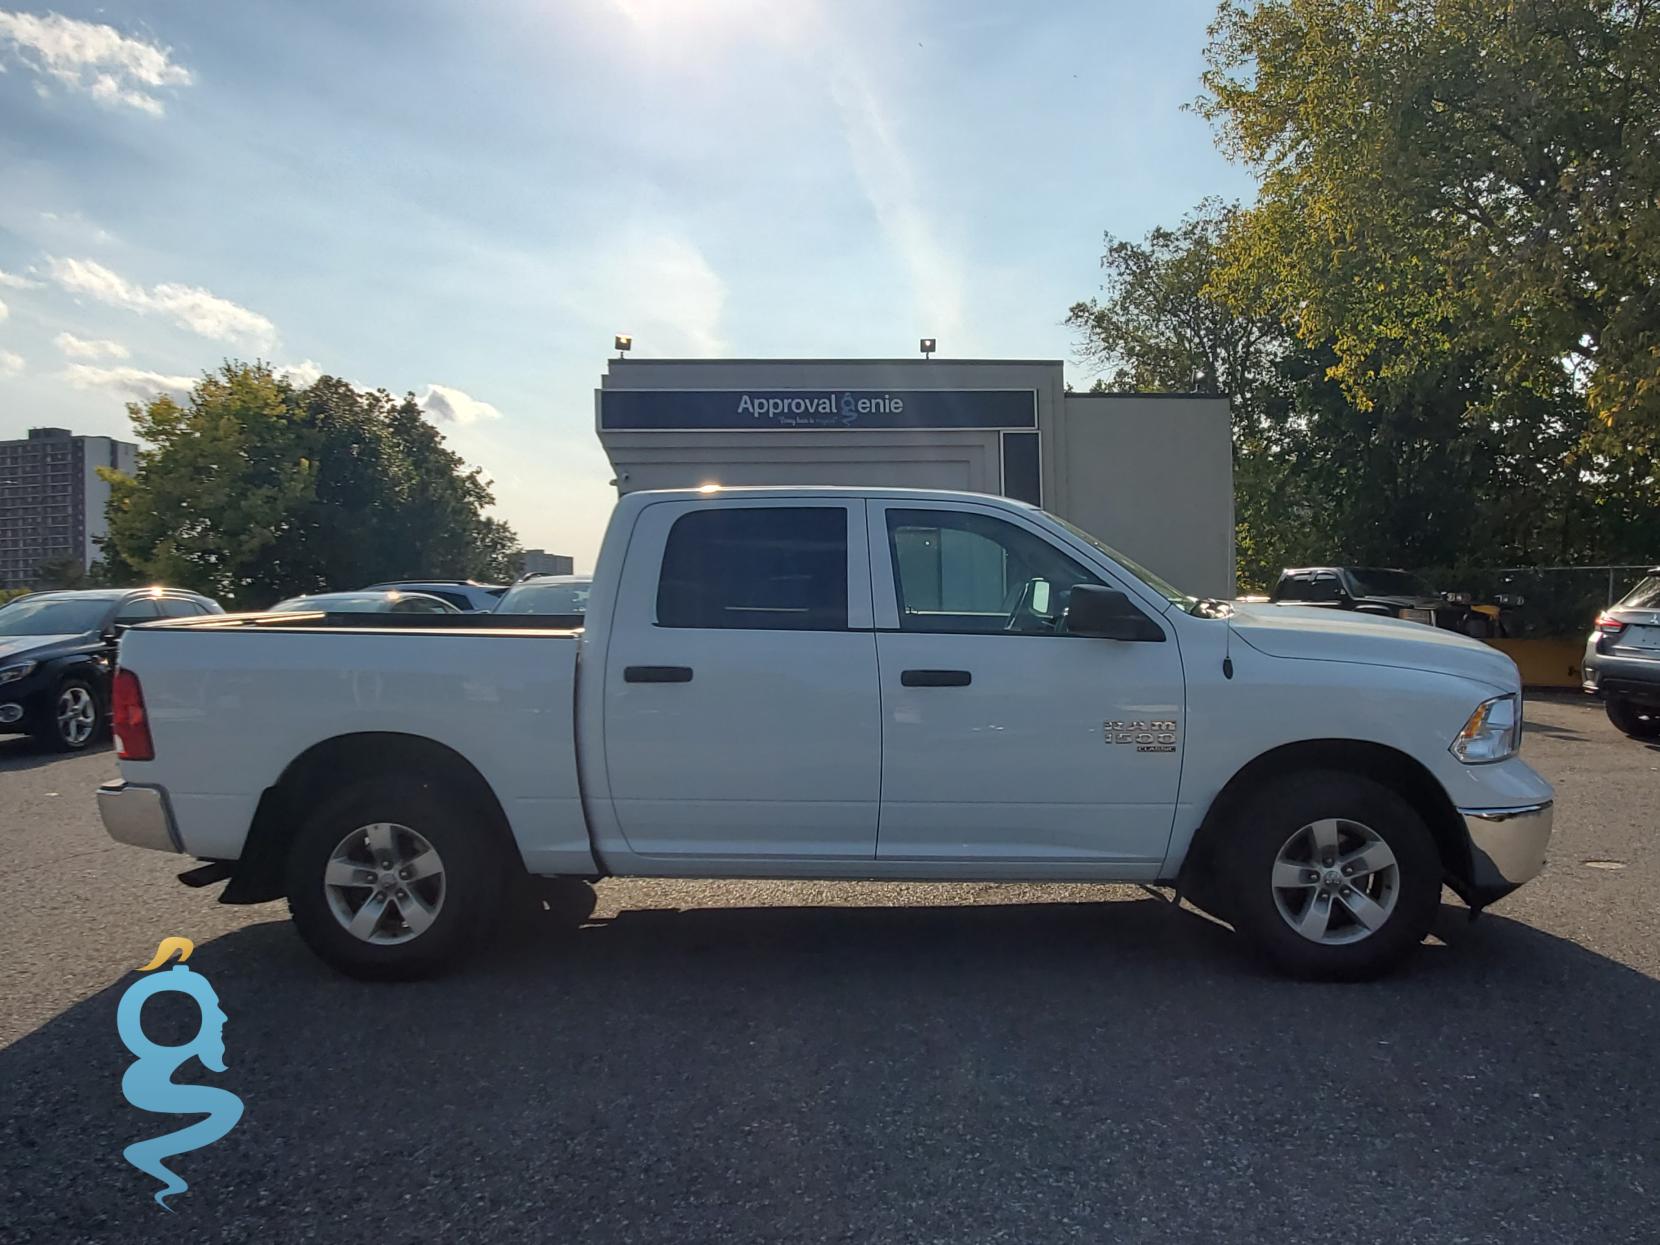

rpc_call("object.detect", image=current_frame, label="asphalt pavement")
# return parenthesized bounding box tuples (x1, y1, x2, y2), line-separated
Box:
(2, 692, 1658, 1243)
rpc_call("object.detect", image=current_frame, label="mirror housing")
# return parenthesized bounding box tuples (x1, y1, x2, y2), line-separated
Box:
(1064, 585, 1165, 641)
(1354, 603, 1394, 617)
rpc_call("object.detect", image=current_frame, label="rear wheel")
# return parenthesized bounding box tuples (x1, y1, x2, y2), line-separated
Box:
(1219, 770, 1443, 980)
(285, 776, 511, 980)
(1605, 695, 1660, 740)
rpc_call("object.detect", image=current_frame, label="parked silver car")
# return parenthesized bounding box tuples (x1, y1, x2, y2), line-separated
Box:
(1583, 567, 1660, 738)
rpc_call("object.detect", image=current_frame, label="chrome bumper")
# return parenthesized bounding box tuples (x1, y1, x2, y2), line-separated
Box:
(98, 781, 182, 854)
(1460, 801, 1553, 889)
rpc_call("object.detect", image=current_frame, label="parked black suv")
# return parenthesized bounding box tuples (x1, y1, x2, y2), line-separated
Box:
(1267, 567, 1501, 636)
(0, 588, 223, 751)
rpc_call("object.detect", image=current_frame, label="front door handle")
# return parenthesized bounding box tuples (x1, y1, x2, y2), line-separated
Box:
(900, 669, 971, 687)
(624, 665, 694, 683)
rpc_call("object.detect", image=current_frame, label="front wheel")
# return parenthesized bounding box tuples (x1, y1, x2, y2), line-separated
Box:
(285, 777, 511, 980)
(1605, 695, 1660, 740)
(1219, 771, 1443, 980)
(34, 677, 101, 752)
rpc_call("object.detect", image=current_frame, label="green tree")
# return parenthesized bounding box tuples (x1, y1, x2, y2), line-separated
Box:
(101, 362, 520, 607)
(32, 555, 88, 589)
(1197, 0, 1660, 439)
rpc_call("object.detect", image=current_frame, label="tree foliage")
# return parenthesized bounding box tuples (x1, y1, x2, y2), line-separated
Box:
(1197, 0, 1660, 440)
(101, 363, 520, 608)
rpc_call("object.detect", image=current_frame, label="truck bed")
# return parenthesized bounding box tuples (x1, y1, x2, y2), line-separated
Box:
(116, 616, 596, 875)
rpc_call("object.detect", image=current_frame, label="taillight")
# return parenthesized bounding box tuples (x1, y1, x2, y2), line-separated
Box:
(112, 668, 154, 761)
(1596, 613, 1627, 636)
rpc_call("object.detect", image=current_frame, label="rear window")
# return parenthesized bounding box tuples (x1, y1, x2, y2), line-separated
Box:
(1618, 575, 1660, 611)
(656, 507, 848, 631)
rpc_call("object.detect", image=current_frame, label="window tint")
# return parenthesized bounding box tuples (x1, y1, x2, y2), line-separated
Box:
(1277, 575, 1309, 602)
(392, 595, 455, 614)
(886, 508, 1102, 634)
(657, 507, 848, 630)
(1618, 575, 1660, 610)
(1308, 574, 1343, 603)
(157, 598, 202, 618)
(114, 598, 162, 624)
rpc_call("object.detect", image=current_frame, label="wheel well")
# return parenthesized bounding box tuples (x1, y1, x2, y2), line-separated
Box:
(1179, 739, 1473, 896)
(221, 732, 523, 905)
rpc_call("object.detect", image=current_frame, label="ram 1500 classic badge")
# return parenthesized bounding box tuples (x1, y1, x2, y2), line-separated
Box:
(1103, 720, 1178, 752)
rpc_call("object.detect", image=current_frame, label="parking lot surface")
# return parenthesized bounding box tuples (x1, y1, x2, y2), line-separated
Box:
(2, 692, 1658, 1243)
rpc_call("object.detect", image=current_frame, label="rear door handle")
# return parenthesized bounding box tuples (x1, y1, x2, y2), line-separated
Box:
(624, 665, 694, 683)
(900, 669, 971, 687)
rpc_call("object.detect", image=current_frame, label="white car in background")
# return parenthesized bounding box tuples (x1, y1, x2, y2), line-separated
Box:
(493, 574, 591, 618)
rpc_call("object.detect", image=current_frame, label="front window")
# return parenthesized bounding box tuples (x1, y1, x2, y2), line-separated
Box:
(1618, 575, 1660, 611)
(0, 596, 111, 636)
(1347, 568, 1433, 597)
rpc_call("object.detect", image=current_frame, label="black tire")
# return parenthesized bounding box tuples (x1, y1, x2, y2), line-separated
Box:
(1217, 770, 1443, 981)
(31, 675, 101, 752)
(1606, 696, 1660, 739)
(285, 776, 512, 980)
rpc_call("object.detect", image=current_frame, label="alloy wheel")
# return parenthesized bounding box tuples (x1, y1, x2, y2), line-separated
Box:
(56, 685, 97, 748)
(1271, 817, 1400, 945)
(323, 822, 447, 945)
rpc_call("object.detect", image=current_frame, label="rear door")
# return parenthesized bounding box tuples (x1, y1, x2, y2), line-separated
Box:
(601, 498, 881, 859)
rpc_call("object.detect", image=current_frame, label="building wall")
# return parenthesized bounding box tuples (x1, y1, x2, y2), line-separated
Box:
(521, 549, 575, 576)
(0, 428, 139, 587)
(593, 359, 1234, 600)
(1057, 395, 1235, 598)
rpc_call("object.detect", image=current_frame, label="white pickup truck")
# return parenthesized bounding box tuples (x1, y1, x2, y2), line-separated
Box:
(98, 487, 1554, 981)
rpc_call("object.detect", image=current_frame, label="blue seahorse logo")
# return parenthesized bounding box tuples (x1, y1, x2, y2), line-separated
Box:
(116, 938, 244, 1210)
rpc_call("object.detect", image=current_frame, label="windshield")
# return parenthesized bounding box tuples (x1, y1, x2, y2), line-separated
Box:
(496, 580, 591, 614)
(0, 597, 111, 636)
(1347, 568, 1433, 597)
(1046, 513, 1197, 611)
(271, 593, 398, 613)
(1618, 575, 1660, 611)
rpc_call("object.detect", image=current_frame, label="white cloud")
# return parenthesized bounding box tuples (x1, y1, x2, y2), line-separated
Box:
(563, 230, 728, 359)
(275, 358, 321, 387)
(0, 349, 23, 378)
(0, 10, 192, 115)
(62, 363, 195, 401)
(0, 267, 42, 289)
(419, 383, 503, 426)
(53, 330, 129, 360)
(0, 295, 7, 323)
(828, 62, 964, 345)
(47, 256, 277, 350)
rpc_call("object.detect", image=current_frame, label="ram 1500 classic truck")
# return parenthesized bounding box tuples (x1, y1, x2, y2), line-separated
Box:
(97, 487, 1554, 981)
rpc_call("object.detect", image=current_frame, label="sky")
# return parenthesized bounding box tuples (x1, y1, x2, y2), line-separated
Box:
(0, 0, 1254, 570)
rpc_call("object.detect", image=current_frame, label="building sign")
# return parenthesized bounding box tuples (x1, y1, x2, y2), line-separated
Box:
(599, 389, 1037, 431)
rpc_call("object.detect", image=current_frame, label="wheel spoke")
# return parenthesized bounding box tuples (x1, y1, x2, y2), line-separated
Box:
(348, 892, 390, 939)
(324, 859, 373, 888)
(1305, 818, 1341, 858)
(364, 823, 397, 863)
(1338, 888, 1390, 931)
(1297, 893, 1333, 941)
(402, 849, 443, 882)
(1272, 860, 1317, 888)
(394, 889, 438, 936)
(1339, 842, 1396, 880)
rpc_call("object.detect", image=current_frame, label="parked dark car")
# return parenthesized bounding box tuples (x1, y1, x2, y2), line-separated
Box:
(1267, 567, 1503, 637)
(1583, 567, 1660, 739)
(0, 587, 223, 751)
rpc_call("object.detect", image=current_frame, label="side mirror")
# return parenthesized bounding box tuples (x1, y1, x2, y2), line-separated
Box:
(1354, 603, 1393, 617)
(1064, 585, 1165, 641)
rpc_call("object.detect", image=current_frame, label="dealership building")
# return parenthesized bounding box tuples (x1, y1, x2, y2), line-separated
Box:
(594, 358, 1235, 597)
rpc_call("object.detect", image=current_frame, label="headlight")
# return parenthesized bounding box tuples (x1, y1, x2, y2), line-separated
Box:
(0, 661, 36, 685)
(1450, 693, 1521, 763)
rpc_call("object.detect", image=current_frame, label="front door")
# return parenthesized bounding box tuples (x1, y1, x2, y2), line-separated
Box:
(602, 497, 881, 859)
(869, 501, 1185, 866)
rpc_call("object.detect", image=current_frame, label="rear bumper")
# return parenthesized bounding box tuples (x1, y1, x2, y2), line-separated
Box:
(1583, 646, 1660, 702)
(98, 781, 183, 854)
(1459, 801, 1552, 906)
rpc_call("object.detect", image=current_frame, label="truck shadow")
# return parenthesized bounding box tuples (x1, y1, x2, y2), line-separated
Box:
(4, 893, 1659, 1241)
(0, 734, 112, 772)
